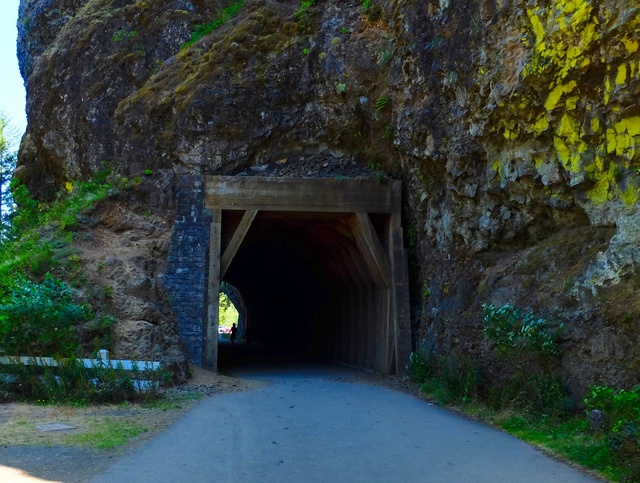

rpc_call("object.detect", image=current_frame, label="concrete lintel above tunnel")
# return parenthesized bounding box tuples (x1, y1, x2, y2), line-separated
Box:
(199, 176, 410, 375)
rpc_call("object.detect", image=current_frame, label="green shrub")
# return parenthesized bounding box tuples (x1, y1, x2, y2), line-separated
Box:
(409, 350, 481, 406)
(585, 385, 640, 430)
(0, 275, 90, 356)
(0, 356, 161, 404)
(482, 303, 568, 416)
(407, 350, 432, 383)
(482, 303, 564, 360)
(0, 180, 115, 361)
(585, 385, 640, 481)
(437, 353, 482, 404)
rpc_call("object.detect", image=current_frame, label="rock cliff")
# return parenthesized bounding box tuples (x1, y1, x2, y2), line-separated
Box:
(15, 0, 640, 394)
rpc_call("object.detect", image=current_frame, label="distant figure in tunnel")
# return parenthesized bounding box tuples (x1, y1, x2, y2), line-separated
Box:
(230, 323, 238, 346)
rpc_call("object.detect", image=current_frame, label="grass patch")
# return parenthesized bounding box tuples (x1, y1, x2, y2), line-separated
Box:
(61, 418, 147, 449)
(0, 416, 146, 449)
(492, 414, 622, 481)
(181, 0, 244, 48)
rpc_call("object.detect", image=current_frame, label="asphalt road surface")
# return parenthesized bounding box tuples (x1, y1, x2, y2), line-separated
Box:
(91, 355, 599, 483)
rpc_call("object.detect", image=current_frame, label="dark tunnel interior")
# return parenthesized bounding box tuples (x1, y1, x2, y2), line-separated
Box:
(219, 211, 391, 371)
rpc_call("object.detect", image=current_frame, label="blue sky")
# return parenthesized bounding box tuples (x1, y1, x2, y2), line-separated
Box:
(0, 0, 26, 147)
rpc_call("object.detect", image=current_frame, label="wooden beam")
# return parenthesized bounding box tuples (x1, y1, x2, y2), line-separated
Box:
(220, 209, 257, 279)
(390, 215, 412, 376)
(349, 213, 391, 289)
(204, 210, 221, 372)
(205, 177, 402, 214)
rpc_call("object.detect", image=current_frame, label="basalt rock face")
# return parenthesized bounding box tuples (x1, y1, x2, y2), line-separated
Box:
(16, 0, 640, 395)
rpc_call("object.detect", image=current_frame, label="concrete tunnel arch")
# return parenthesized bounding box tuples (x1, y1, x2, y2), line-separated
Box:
(202, 176, 411, 374)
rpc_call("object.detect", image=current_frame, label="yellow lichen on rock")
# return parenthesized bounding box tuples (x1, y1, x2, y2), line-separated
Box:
(586, 174, 611, 204)
(615, 64, 627, 86)
(607, 117, 640, 160)
(544, 81, 577, 111)
(622, 35, 639, 55)
(507, 0, 639, 205)
(532, 114, 550, 135)
(621, 182, 639, 205)
(523, 0, 599, 81)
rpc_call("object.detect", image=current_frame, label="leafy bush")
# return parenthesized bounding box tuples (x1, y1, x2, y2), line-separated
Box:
(482, 303, 563, 360)
(0, 275, 90, 356)
(585, 385, 640, 430)
(585, 385, 640, 481)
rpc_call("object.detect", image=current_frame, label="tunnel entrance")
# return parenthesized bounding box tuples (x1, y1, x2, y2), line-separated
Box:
(203, 176, 410, 374)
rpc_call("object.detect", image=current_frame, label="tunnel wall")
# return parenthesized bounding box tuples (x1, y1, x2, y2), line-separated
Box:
(164, 175, 211, 365)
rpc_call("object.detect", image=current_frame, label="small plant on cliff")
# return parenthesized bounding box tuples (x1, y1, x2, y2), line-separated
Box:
(181, 0, 245, 49)
(112, 29, 138, 43)
(295, 0, 316, 30)
(360, 0, 382, 21)
(482, 303, 563, 360)
(361, 0, 373, 10)
(375, 97, 390, 111)
(381, 123, 393, 140)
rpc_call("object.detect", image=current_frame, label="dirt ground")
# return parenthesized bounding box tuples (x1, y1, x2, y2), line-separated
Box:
(0, 367, 266, 483)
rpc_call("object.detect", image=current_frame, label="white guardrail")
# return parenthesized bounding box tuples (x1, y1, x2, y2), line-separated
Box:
(0, 349, 161, 392)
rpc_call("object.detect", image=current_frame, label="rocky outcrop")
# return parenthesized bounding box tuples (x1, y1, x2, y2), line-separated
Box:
(73, 194, 189, 379)
(15, 0, 640, 395)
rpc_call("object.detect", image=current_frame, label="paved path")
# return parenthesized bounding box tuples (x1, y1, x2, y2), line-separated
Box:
(92, 363, 599, 483)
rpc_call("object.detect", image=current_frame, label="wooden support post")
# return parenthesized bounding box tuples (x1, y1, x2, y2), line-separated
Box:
(390, 215, 412, 375)
(349, 213, 391, 289)
(220, 209, 258, 279)
(205, 210, 222, 371)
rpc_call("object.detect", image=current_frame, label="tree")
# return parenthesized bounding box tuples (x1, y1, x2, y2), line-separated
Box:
(0, 114, 18, 234)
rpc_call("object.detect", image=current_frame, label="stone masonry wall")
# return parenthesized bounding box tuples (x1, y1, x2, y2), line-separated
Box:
(164, 175, 211, 365)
